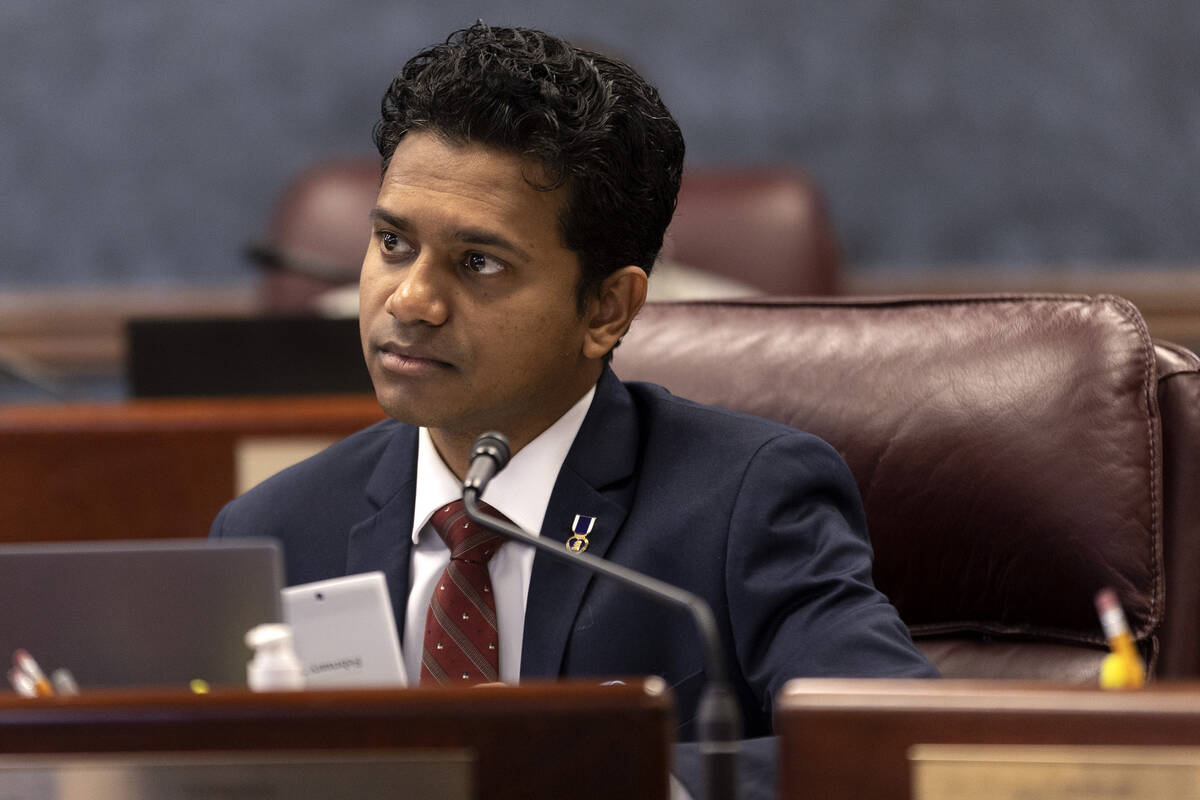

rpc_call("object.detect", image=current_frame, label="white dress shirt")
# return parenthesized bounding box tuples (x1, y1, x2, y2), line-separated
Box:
(402, 386, 596, 684)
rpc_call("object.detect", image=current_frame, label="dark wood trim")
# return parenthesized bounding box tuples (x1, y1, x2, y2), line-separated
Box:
(0, 394, 384, 542)
(0, 681, 674, 800)
(777, 679, 1200, 800)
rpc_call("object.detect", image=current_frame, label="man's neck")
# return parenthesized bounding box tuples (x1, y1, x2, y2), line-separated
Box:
(429, 381, 602, 479)
(429, 430, 486, 480)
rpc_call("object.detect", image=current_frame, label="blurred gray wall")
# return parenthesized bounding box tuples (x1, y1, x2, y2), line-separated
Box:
(2, 0, 1198, 289)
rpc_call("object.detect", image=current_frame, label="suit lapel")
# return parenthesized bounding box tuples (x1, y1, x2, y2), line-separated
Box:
(345, 424, 419, 639)
(521, 369, 640, 678)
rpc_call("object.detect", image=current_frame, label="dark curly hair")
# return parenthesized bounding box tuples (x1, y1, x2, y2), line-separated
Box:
(372, 22, 685, 310)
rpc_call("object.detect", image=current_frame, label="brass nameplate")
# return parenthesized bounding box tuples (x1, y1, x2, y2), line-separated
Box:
(0, 751, 472, 800)
(911, 744, 1200, 800)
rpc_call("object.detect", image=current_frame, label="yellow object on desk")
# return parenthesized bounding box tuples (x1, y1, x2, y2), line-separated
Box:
(1095, 587, 1146, 689)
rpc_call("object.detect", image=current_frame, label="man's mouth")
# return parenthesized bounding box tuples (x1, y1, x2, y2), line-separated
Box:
(376, 343, 453, 375)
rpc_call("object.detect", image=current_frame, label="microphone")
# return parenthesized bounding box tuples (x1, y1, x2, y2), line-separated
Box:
(462, 431, 741, 800)
(463, 432, 510, 495)
(243, 242, 358, 283)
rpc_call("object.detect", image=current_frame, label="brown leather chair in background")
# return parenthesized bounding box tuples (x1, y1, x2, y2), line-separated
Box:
(667, 169, 839, 295)
(614, 294, 1200, 682)
(252, 159, 381, 313)
(251, 159, 841, 311)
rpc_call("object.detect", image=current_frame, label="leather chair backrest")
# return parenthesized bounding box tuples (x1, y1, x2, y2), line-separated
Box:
(1155, 340, 1200, 677)
(258, 159, 381, 312)
(255, 160, 841, 310)
(614, 294, 1198, 682)
(667, 169, 840, 295)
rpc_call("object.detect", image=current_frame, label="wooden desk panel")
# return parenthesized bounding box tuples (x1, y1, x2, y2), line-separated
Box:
(0, 681, 673, 800)
(0, 395, 385, 543)
(777, 679, 1200, 800)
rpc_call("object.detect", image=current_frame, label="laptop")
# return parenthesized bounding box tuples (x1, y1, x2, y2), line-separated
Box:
(0, 539, 283, 690)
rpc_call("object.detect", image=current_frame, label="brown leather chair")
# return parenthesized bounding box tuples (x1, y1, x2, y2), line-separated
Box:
(613, 294, 1200, 682)
(252, 159, 840, 311)
(253, 159, 381, 313)
(667, 169, 839, 295)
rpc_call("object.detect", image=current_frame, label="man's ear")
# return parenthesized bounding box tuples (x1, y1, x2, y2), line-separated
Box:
(582, 266, 648, 360)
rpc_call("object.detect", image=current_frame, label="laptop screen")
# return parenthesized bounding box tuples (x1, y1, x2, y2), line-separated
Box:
(0, 539, 282, 689)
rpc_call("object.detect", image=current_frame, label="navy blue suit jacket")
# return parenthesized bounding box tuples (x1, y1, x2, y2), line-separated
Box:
(212, 367, 935, 739)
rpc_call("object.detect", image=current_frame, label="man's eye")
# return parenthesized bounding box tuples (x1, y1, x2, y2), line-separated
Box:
(464, 252, 505, 275)
(380, 231, 399, 251)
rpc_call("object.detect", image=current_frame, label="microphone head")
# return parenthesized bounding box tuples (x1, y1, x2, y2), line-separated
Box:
(471, 431, 511, 470)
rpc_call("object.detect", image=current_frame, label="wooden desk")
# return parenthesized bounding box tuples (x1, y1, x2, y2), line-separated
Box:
(0, 681, 672, 799)
(0, 395, 385, 542)
(777, 679, 1200, 800)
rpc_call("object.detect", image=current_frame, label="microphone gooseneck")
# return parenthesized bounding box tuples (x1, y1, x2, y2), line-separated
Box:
(462, 431, 741, 800)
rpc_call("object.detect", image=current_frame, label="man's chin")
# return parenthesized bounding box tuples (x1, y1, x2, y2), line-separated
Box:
(369, 381, 427, 423)
(375, 395, 433, 427)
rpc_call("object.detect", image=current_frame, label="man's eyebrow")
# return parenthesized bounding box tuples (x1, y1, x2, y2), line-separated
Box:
(455, 228, 532, 262)
(369, 207, 408, 230)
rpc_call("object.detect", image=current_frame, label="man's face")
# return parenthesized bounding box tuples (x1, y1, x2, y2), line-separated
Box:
(359, 131, 602, 466)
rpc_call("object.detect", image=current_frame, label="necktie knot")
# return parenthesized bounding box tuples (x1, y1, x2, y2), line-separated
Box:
(430, 500, 504, 564)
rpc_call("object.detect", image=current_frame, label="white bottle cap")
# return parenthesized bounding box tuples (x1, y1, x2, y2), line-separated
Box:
(245, 623, 306, 691)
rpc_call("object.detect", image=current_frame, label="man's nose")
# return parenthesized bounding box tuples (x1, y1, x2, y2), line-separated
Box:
(384, 256, 449, 326)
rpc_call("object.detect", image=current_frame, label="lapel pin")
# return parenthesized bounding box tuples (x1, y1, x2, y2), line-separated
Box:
(567, 514, 596, 553)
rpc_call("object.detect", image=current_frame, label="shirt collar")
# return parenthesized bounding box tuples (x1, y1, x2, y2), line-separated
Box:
(412, 385, 597, 542)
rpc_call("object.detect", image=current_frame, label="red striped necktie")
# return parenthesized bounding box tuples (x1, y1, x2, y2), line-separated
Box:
(419, 500, 506, 685)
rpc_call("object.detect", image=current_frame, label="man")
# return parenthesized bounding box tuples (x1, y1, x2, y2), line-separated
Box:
(212, 21, 935, 795)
